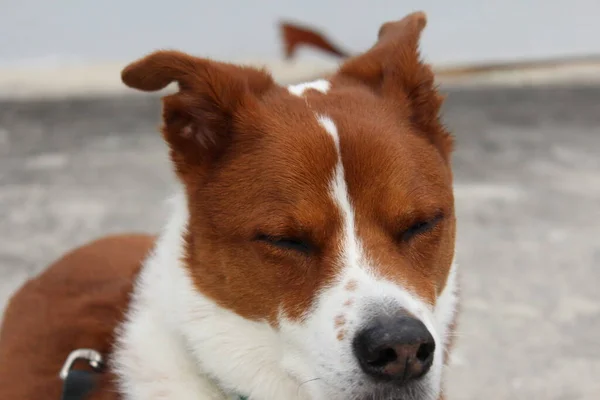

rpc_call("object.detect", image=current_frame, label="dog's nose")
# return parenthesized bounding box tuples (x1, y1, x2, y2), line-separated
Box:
(352, 314, 435, 383)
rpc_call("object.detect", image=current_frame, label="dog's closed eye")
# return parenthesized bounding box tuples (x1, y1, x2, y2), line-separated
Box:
(399, 214, 444, 242)
(255, 234, 314, 255)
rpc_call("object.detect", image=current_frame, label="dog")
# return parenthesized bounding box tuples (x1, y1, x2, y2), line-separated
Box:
(0, 11, 458, 400)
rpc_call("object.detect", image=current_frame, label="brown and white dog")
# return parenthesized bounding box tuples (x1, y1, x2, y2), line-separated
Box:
(0, 12, 458, 400)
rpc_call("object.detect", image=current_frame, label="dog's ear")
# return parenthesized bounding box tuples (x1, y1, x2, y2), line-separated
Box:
(121, 50, 274, 171)
(337, 12, 452, 158)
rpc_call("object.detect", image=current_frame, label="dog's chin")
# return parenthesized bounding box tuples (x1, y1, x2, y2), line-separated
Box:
(350, 379, 435, 400)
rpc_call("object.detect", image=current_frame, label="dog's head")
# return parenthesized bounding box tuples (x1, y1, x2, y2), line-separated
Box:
(122, 12, 457, 400)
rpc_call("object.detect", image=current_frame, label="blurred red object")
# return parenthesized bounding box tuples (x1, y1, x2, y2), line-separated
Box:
(280, 21, 350, 60)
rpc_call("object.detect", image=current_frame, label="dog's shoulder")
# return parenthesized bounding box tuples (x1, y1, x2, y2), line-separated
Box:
(0, 234, 155, 400)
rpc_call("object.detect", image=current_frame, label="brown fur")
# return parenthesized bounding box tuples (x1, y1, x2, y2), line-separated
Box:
(0, 234, 155, 400)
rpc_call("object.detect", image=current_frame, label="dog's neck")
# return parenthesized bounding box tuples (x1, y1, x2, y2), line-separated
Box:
(112, 190, 313, 400)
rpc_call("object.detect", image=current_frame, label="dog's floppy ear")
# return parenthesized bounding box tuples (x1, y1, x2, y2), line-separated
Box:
(337, 12, 452, 158)
(121, 50, 274, 171)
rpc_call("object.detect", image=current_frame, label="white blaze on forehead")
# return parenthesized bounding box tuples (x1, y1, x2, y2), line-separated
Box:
(317, 115, 339, 146)
(288, 79, 331, 96)
(316, 115, 361, 266)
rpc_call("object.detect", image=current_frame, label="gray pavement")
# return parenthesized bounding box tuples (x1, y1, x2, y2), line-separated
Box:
(1, 85, 599, 399)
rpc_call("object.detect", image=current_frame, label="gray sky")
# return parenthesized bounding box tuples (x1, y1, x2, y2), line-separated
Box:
(1, 0, 598, 67)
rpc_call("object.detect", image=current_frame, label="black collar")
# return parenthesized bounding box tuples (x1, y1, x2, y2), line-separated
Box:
(59, 349, 104, 400)
(59, 348, 250, 400)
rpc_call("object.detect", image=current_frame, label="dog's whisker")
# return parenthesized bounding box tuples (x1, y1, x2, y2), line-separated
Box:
(445, 330, 476, 340)
(297, 377, 322, 396)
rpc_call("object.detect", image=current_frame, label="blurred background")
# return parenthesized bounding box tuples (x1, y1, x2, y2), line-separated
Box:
(1, 1, 599, 399)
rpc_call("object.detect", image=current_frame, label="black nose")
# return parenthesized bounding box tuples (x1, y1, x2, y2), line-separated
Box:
(352, 314, 435, 383)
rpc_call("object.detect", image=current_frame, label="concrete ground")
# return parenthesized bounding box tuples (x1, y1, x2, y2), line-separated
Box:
(0, 85, 599, 399)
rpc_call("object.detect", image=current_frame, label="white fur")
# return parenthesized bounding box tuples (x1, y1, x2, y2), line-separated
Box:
(112, 113, 459, 400)
(112, 193, 230, 399)
(435, 260, 460, 353)
(288, 79, 331, 96)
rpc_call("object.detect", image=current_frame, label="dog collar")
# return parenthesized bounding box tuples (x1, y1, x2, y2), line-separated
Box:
(60, 349, 251, 400)
(59, 349, 104, 400)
